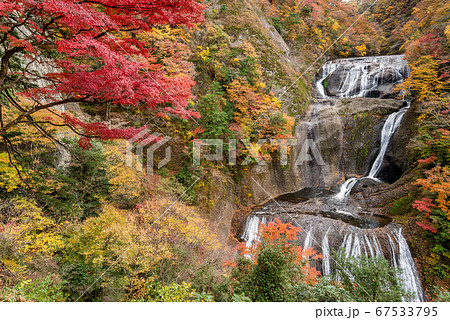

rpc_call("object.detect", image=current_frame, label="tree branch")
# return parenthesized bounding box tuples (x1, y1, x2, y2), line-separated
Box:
(0, 47, 25, 87)
(2, 97, 86, 133)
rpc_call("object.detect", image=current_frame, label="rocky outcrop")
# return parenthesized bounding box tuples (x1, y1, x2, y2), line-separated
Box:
(290, 98, 405, 191)
(243, 162, 300, 204)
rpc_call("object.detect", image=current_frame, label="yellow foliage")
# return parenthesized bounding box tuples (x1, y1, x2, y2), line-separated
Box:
(331, 21, 340, 31)
(417, 114, 428, 122)
(198, 46, 210, 61)
(157, 282, 196, 302)
(6, 197, 63, 257)
(226, 78, 273, 133)
(339, 51, 351, 57)
(104, 141, 144, 205)
(64, 198, 220, 280)
(355, 44, 368, 57)
(138, 197, 220, 250)
(396, 55, 448, 102)
(0, 152, 21, 192)
(445, 24, 450, 43)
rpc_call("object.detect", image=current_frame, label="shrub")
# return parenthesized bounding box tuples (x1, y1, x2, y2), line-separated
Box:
(33, 139, 111, 220)
(0, 276, 66, 302)
(293, 277, 352, 302)
(334, 251, 406, 302)
(435, 287, 450, 302)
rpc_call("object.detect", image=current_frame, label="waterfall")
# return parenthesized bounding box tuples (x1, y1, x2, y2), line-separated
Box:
(387, 233, 399, 269)
(316, 62, 338, 98)
(373, 234, 384, 257)
(322, 228, 331, 276)
(242, 215, 267, 248)
(239, 55, 425, 301)
(316, 55, 408, 99)
(334, 177, 359, 201)
(334, 104, 409, 201)
(368, 106, 409, 178)
(241, 216, 424, 301)
(394, 229, 424, 302)
(362, 233, 384, 258)
(341, 233, 363, 258)
(304, 227, 314, 251)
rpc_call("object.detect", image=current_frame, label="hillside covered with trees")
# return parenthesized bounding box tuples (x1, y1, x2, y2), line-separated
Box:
(0, 0, 449, 302)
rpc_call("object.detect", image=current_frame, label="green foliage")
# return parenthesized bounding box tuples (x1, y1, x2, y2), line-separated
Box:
(33, 140, 111, 220)
(125, 280, 200, 302)
(228, 219, 319, 302)
(190, 264, 233, 302)
(293, 277, 352, 302)
(246, 243, 290, 301)
(0, 276, 66, 302)
(435, 287, 450, 302)
(390, 193, 417, 216)
(415, 127, 450, 167)
(193, 291, 215, 302)
(323, 76, 329, 89)
(196, 82, 234, 139)
(156, 283, 197, 302)
(231, 292, 252, 302)
(58, 258, 103, 301)
(334, 251, 406, 302)
(174, 166, 203, 203)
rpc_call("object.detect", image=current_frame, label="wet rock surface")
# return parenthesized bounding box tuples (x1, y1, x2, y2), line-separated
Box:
(315, 55, 409, 99)
(290, 98, 405, 187)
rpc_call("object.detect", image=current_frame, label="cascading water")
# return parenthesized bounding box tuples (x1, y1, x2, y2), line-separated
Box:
(242, 215, 267, 248)
(241, 215, 424, 301)
(334, 103, 409, 201)
(322, 228, 331, 276)
(304, 227, 314, 251)
(240, 55, 425, 301)
(334, 177, 359, 201)
(394, 228, 424, 302)
(368, 106, 409, 178)
(315, 55, 408, 99)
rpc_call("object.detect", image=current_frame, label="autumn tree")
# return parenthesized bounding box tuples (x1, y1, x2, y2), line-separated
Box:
(264, 0, 381, 58)
(61, 199, 220, 301)
(396, 56, 448, 103)
(0, 0, 204, 151)
(227, 218, 320, 301)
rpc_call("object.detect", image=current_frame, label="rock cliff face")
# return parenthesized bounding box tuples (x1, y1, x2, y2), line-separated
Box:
(289, 97, 405, 191)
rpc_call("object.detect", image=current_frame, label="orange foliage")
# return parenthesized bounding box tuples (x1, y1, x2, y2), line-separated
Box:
(231, 218, 321, 283)
(415, 166, 450, 218)
(396, 55, 448, 102)
(266, 0, 381, 57)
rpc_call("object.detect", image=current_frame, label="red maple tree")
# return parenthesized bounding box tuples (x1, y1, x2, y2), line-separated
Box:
(0, 0, 204, 146)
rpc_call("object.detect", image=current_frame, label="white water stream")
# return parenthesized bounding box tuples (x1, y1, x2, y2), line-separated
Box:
(334, 104, 409, 201)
